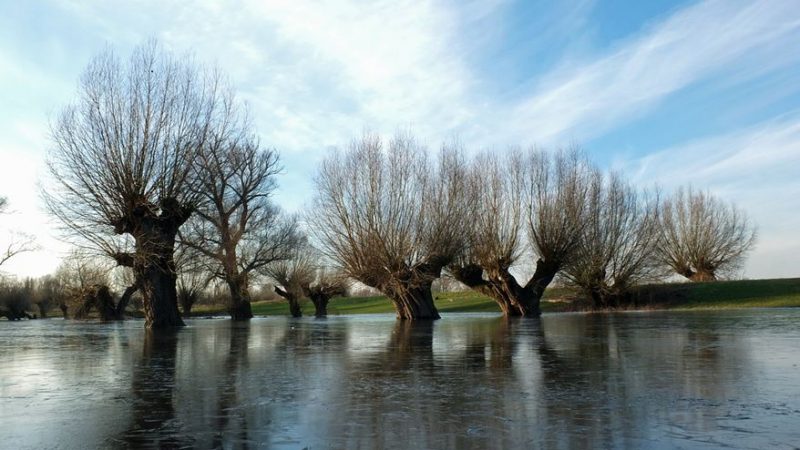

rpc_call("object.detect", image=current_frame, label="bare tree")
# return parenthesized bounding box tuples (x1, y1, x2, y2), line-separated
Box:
(0, 197, 37, 269)
(562, 172, 662, 308)
(656, 187, 756, 281)
(264, 238, 348, 317)
(30, 275, 65, 319)
(43, 42, 230, 327)
(310, 133, 470, 320)
(54, 251, 116, 319)
(449, 149, 594, 317)
(174, 244, 212, 317)
(182, 124, 300, 320)
(264, 241, 315, 318)
(306, 268, 348, 317)
(0, 279, 34, 320)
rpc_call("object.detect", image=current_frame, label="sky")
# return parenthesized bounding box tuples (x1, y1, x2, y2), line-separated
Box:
(0, 0, 798, 280)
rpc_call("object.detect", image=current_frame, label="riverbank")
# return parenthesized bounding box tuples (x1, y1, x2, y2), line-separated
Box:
(189, 277, 800, 317)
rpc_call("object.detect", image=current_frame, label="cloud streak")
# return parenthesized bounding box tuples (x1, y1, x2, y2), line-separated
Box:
(506, 0, 800, 144)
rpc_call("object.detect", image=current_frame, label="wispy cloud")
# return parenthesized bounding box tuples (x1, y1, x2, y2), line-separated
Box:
(506, 0, 800, 144)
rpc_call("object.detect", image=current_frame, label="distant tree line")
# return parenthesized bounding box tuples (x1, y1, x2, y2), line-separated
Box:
(1, 42, 757, 325)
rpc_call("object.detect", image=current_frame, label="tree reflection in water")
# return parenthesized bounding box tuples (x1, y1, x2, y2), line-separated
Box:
(64, 313, 772, 449)
(211, 322, 251, 448)
(119, 329, 187, 448)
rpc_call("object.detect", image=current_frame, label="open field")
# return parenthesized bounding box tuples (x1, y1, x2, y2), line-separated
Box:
(189, 278, 800, 317)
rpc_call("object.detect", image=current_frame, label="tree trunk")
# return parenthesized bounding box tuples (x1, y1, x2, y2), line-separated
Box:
(95, 285, 118, 321)
(178, 289, 197, 318)
(75, 285, 118, 320)
(309, 293, 329, 317)
(113, 198, 190, 328)
(387, 284, 440, 320)
(138, 264, 184, 327)
(288, 298, 302, 318)
(305, 283, 344, 318)
(590, 288, 605, 309)
(450, 259, 558, 318)
(274, 286, 302, 318)
(688, 269, 716, 282)
(115, 283, 139, 320)
(227, 277, 253, 321)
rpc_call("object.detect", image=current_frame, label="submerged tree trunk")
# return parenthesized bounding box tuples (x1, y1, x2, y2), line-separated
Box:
(138, 264, 183, 327)
(36, 303, 48, 319)
(94, 285, 117, 321)
(387, 283, 440, 320)
(115, 199, 189, 328)
(74, 284, 134, 321)
(177, 287, 198, 318)
(450, 259, 558, 318)
(274, 286, 302, 318)
(0, 308, 27, 320)
(309, 293, 330, 317)
(115, 282, 139, 320)
(306, 284, 345, 317)
(227, 277, 253, 321)
(74, 285, 118, 321)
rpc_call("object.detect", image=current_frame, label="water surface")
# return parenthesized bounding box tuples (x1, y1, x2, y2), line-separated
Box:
(2, 310, 799, 449)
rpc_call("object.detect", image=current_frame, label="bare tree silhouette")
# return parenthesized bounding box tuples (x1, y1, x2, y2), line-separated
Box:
(656, 187, 756, 281)
(310, 133, 470, 320)
(44, 42, 235, 327)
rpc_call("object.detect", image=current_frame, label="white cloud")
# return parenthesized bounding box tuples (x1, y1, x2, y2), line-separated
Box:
(623, 114, 800, 279)
(1, 0, 799, 279)
(506, 0, 800, 144)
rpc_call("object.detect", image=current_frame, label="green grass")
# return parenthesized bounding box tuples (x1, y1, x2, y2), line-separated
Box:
(189, 278, 800, 317)
(663, 278, 800, 310)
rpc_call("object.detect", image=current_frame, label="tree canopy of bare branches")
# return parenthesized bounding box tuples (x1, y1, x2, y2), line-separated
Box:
(44, 42, 229, 327)
(264, 237, 348, 317)
(305, 268, 348, 317)
(172, 243, 212, 317)
(310, 133, 470, 320)
(181, 121, 300, 320)
(264, 239, 316, 318)
(656, 187, 756, 281)
(449, 149, 594, 316)
(562, 172, 662, 308)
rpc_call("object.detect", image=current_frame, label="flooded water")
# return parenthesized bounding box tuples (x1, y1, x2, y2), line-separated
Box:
(1, 311, 800, 449)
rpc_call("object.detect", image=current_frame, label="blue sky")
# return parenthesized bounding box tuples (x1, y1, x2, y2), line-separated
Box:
(0, 0, 798, 279)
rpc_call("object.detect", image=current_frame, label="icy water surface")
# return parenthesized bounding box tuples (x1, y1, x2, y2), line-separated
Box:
(2, 311, 800, 449)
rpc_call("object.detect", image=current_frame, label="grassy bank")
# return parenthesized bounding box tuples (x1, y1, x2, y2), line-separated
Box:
(654, 277, 800, 310)
(190, 278, 800, 317)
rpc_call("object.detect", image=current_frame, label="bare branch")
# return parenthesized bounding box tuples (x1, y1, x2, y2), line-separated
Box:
(656, 186, 757, 281)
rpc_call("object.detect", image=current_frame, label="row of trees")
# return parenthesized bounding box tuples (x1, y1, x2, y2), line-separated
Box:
(43, 42, 351, 327)
(309, 135, 756, 320)
(38, 43, 755, 327)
